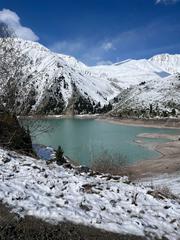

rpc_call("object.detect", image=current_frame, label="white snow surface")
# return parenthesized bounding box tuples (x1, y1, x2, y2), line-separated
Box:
(113, 74, 180, 113)
(89, 58, 170, 89)
(0, 148, 179, 239)
(0, 38, 120, 109)
(140, 173, 180, 197)
(150, 54, 180, 74)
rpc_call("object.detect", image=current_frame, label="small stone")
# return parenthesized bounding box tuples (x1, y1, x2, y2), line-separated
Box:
(79, 202, 92, 212)
(100, 206, 106, 211)
(170, 219, 176, 224)
(110, 200, 117, 207)
(2, 157, 11, 163)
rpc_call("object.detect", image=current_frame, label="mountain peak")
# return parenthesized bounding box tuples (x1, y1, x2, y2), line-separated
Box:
(0, 37, 179, 116)
(149, 53, 180, 74)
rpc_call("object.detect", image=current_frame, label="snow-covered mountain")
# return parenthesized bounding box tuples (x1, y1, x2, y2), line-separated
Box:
(0, 37, 179, 116)
(149, 53, 180, 74)
(89, 58, 170, 89)
(111, 74, 180, 117)
(0, 38, 120, 115)
(88, 54, 180, 116)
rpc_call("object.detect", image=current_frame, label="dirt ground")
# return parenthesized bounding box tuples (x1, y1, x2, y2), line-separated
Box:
(98, 117, 180, 129)
(0, 203, 145, 240)
(119, 133, 180, 180)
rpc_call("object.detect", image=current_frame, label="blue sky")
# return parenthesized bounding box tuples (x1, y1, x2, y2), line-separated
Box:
(0, 0, 180, 65)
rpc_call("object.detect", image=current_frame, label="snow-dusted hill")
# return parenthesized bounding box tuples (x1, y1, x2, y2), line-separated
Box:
(0, 37, 179, 115)
(111, 74, 180, 117)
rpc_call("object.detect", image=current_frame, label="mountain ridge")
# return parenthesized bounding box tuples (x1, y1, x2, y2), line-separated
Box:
(110, 74, 180, 117)
(0, 37, 179, 116)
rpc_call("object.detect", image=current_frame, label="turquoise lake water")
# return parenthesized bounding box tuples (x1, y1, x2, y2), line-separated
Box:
(28, 119, 179, 166)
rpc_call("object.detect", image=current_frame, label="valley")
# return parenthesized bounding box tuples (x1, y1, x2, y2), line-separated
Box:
(0, 26, 180, 240)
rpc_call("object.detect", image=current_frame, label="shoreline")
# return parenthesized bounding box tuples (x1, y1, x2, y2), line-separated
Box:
(97, 117, 180, 129)
(89, 117, 180, 179)
(20, 114, 180, 129)
(20, 114, 180, 179)
(123, 133, 180, 180)
(19, 114, 100, 120)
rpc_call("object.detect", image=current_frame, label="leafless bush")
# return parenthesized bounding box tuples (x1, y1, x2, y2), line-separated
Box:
(90, 150, 127, 175)
(147, 185, 177, 200)
(19, 117, 52, 138)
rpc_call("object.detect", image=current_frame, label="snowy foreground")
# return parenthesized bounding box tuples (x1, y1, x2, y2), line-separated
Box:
(0, 148, 179, 240)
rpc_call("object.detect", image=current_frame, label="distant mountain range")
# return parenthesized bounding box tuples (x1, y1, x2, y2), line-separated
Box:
(0, 37, 179, 117)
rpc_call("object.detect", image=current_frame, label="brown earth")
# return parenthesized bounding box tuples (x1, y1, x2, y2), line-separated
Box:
(0, 203, 145, 240)
(119, 133, 180, 180)
(97, 117, 180, 129)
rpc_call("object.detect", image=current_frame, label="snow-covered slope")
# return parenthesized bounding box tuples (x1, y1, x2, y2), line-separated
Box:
(149, 54, 180, 74)
(0, 37, 179, 116)
(111, 74, 180, 117)
(0, 38, 120, 115)
(59, 53, 87, 70)
(0, 147, 179, 239)
(89, 59, 170, 89)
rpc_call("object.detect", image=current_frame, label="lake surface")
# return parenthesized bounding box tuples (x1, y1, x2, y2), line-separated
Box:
(27, 119, 179, 166)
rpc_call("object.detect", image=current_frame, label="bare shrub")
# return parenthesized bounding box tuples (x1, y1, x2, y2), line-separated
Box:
(147, 185, 177, 200)
(19, 117, 52, 138)
(90, 150, 127, 175)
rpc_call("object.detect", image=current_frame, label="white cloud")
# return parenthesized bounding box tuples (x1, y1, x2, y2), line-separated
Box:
(50, 18, 180, 66)
(0, 9, 39, 41)
(101, 42, 115, 51)
(155, 0, 180, 4)
(51, 40, 84, 54)
(51, 39, 101, 65)
(50, 39, 116, 65)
